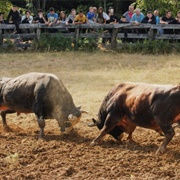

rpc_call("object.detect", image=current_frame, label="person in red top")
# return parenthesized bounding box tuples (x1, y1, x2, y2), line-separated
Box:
(123, 5, 134, 22)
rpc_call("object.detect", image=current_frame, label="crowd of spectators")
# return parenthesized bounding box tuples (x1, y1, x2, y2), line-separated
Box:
(0, 4, 179, 36)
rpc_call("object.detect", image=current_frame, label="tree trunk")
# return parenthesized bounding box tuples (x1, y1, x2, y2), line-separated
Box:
(42, 0, 47, 12)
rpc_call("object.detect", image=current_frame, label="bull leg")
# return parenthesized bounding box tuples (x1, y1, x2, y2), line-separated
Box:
(33, 101, 45, 139)
(155, 123, 175, 155)
(1, 110, 15, 131)
(90, 114, 121, 146)
(37, 115, 45, 139)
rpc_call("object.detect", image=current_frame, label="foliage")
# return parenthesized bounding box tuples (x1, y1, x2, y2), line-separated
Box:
(135, 0, 180, 16)
(0, 0, 12, 18)
(116, 39, 180, 54)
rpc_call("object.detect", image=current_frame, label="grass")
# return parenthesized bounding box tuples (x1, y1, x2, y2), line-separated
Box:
(0, 51, 180, 114)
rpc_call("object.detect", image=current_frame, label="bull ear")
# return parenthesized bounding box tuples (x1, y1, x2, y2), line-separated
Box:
(88, 118, 98, 127)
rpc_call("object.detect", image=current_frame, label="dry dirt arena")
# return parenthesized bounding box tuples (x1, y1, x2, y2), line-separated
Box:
(0, 52, 180, 180)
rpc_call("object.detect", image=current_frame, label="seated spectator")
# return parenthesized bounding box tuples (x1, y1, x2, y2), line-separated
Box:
(123, 5, 134, 22)
(33, 9, 47, 24)
(21, 10, 33, 24)
(66, 9, 76, 24)
(96, 7, 110, 24)
(87, 6, 96, 24)
(46, 7, 58, 26)
(161, 11, 175, 34)
(130, 8, 144, 25)
(7, 5, 21, 34)
(142, 11, 156, 24)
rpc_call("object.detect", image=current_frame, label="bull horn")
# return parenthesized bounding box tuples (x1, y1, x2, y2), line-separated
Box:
(68, 114, 77, 121)
(88, 118, 98, 127)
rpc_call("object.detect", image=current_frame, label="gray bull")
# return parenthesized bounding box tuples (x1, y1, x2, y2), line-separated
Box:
(0, 73, 82, 138)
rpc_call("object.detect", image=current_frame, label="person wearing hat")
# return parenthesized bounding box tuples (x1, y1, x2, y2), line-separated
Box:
(7, 5, 21, 34)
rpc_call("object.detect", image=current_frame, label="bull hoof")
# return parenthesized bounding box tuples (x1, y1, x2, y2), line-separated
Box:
(89, 141, 98, 146)
(155, 147, 165, 156)
(3, 125, 12, 132)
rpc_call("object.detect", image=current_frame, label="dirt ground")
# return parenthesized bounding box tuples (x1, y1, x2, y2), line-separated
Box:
(0, 52, 180, 180)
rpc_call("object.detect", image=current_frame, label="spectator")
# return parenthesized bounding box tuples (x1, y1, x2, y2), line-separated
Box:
(141, 11, 156, 24)
(130, 8, 144, 25)
(174, 11, 180, 35)
(0, 12, 6, 24)
(154, 10, 163, 35)
(119, 15, 129, 43)
(123, 5, 134, 22)
(57, 11, 67, 24)
(66, 9, 76, 24)
(33, 9, 47, 24)
(7, 5, 21, 34)
(161, 11, 175, 34)
(21, 10, 33, 24)
(73, 10, 87, 24)
(87, 6, 96, 24)
(46, 7, 58, 26)
(93, 7, 98, 22)
(108, 7, 118, 24)
(73, 10, 87, 35)
(96, 7, 110, 24)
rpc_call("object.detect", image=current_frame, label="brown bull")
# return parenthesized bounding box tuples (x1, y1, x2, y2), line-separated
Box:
(89, 82, 180, 155)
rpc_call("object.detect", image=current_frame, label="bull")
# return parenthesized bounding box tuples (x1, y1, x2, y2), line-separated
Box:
(0, 72, 82, 138)
(89, 82, 180, 155)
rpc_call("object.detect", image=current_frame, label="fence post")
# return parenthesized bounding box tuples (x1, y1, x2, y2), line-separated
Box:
(36, 24, 41, 42)
(74, 27, 79, 50)
(0, 29, 3, 45)
(111, 28, 118, 49)
(148, 28, 154, 40)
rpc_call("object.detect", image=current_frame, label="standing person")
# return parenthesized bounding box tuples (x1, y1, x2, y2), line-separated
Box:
(87, 6, 95, 24)
(96, 7, 110, 24)
(123, 5, 134, 22)
(57, 11, 67, 24)
(161, 11, 175, 34)
(33, 9, 47, 24)
(141, 11, 156, 24)
(46, 7, 58, 26)
(21, 10, 33, 24)
(7, 5, 21, 34)
(66, 9, 76, 24)
(130, 8, 144, 25)
(154, 10, 163, 35)
(0, 12, 6, 24)
(46, 7, 58, 33)
(93, 7, 98, 22)
(173, 11, 180, 35)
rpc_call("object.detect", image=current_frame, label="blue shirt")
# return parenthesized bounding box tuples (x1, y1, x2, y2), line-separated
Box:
(155, 16, 160, 24)
(87, 12, 95, 20)
(47, 13, 58, 23)
(131, 13, 145, 23)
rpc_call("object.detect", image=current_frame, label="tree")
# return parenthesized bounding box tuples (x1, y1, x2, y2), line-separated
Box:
(0, 0, 12, 18)
(135, 0, 180, 16)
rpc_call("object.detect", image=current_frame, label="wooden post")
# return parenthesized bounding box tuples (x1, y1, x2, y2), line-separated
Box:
(148, 28, 154, 40)
(111, 28, 118, 49)
(0, 29, 3, 46)
(74, 27, 79, 50)
(36, 26, 41, 42)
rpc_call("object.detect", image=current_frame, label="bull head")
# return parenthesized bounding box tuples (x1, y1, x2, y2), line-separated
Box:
(88, 118, 98, 127)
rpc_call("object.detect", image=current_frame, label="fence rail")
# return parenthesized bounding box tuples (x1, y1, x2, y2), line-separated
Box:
(0, 23, 179, 48)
